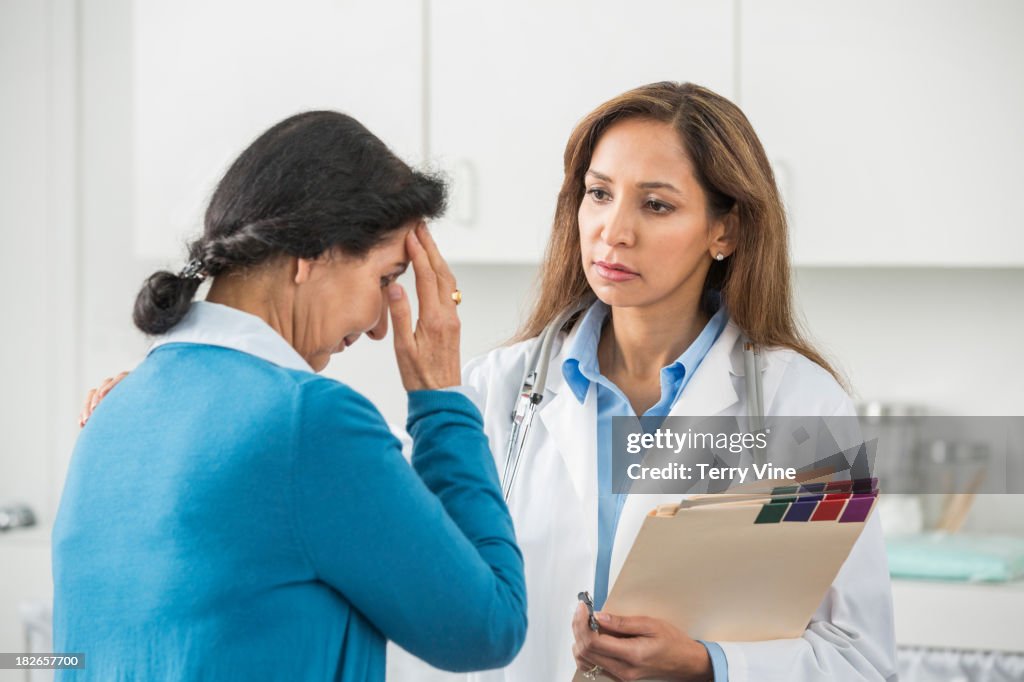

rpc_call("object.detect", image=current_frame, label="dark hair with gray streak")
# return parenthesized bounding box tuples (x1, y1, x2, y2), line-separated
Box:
(133, 110, 447, 335)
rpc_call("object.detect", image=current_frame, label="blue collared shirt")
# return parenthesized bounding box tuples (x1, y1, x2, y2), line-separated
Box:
(561, 299, 730, 681)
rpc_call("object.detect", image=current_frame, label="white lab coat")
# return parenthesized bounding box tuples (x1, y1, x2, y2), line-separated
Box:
(387, 318, 897, 682)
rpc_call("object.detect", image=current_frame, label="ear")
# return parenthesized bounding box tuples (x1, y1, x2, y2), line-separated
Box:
(294, 257, 313, 285)
(709, 207, 739, 259)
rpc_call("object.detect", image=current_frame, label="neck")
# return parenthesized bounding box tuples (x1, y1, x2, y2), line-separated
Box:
(598, 296, 709, 381)
(205, 273, 296, 349)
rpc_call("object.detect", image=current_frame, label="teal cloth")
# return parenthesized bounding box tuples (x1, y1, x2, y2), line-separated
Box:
(887, 532, 1024, 582)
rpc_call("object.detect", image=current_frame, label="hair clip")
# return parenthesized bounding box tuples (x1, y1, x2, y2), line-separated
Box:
(178, 259, 206, 281)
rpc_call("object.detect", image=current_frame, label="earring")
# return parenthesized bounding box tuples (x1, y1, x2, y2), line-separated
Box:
(715, 252, 725, 261)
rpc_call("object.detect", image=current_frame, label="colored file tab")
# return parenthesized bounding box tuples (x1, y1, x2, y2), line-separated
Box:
(811, 499, 846, 521)
(825, 481, 853, 492)
(839, 496, 875, 523)
(784, 501, 817, 522)
(852, 478, 879, 493)
(754, 502, 789, 524)
(754, 488, 877, 525)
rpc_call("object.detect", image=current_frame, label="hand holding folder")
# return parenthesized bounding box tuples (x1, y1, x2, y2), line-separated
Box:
(571, 479, 878, 682)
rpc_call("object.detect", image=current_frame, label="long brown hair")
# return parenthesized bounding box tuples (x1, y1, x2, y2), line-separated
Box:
(515, 81, 841, 385)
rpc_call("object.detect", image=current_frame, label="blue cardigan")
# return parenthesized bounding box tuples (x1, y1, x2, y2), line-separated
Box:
(52, 343, 527, 680)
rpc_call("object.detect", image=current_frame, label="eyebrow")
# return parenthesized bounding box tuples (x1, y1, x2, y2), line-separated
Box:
(586, 170, 683, 195)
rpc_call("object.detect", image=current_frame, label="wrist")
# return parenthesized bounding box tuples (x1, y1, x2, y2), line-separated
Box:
(672, 638, 713, 682)
(688, 640, 715, 682)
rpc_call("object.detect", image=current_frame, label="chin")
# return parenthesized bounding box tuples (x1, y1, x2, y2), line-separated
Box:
(588, 279, 651, 308)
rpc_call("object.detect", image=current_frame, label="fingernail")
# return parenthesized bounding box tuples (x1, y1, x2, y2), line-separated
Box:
(388, 283, 403, 301)
(596, 613, 609, 623)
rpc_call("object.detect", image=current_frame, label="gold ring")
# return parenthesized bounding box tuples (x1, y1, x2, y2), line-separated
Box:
(450, 289, 462, 305)
(582, 664, 602, 680)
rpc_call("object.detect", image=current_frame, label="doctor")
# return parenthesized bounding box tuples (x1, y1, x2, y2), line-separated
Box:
(457, 82, 896, 681)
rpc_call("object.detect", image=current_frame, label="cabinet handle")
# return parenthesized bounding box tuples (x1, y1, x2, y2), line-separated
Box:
(0, 504, 36, 532)
(452, 159, 477, 227)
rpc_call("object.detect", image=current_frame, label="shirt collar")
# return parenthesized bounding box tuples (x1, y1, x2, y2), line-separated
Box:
(147, 301, 314, 373)
(560, 298, 730, 405)
(561, 301, 610, 403)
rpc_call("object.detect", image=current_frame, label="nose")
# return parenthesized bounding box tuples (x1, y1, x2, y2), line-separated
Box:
(365, 290, 390, 341)
(600, 202, 636, 248)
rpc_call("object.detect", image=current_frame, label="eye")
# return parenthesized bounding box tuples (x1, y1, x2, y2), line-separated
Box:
(586, 187, 611, 202)
(380, 273, 398, 288)
(646, 199, 673, 214)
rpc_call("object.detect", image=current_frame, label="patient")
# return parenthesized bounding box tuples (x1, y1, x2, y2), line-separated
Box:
(52, 111, 526, 681)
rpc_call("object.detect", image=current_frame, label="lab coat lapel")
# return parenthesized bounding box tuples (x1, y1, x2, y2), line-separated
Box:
(668, 320, 744, 419)
(537, 329, 599, 555)
(537, 386, 596, 507)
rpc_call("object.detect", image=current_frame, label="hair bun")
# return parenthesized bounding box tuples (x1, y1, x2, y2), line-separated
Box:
(132, 270, 203, 335)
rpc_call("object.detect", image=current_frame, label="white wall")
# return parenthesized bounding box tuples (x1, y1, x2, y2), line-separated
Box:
(0, 0, 78, 675)
(326, 264, 540, 426)
(794, 267, 1024, 416)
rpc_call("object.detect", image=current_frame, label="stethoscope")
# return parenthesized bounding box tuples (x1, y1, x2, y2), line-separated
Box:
(500, 304, 767, 501)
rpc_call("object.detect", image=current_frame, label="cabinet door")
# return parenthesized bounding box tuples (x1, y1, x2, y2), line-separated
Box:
(428, 1, 735, 263)
(133, 0, 424, 260)
(741, 0, 1024, 266)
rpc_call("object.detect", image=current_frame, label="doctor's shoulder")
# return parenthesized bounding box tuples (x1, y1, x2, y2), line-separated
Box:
(760, 344, 856, 418)
(461, 335, 543, 416)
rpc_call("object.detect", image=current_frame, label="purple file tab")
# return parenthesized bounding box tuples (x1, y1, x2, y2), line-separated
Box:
(839, 496, 874, 522)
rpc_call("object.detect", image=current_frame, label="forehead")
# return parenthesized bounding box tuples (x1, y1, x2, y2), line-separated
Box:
(589, 118, 695, 182)
(362, 226, 411, 262)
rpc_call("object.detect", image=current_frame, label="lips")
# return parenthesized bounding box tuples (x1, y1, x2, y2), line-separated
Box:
(594, 260, 640, 282)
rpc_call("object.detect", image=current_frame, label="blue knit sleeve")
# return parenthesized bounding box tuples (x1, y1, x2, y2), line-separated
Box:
(291, 379, 526, 672)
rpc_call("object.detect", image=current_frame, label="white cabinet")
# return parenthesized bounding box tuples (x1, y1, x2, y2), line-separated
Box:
(740, 0, 1024, 266)
(427, 0, 735, 263)
(133, 1, 736, 264)
(130, 2, 1024, 266)
(132, 0, 424, 261)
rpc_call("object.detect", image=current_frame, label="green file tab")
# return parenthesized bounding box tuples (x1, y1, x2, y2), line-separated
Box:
(754, 501, 790, 524)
